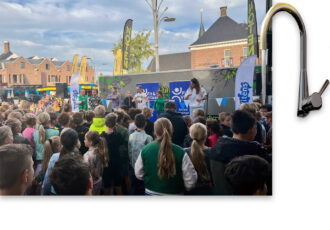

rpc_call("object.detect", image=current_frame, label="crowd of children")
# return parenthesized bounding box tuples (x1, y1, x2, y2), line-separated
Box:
(0, 96, 272, 196)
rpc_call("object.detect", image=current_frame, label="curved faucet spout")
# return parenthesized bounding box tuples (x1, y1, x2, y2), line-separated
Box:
(260, 3, 328, 117)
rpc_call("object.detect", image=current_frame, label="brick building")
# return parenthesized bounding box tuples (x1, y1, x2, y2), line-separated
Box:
(147, 6, 262, 72)
(0, 41, 95, 88)
(189, 6, 261, 69)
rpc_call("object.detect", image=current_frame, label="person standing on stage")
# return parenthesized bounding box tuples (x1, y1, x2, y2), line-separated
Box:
(107, 86, 121, 110)
(184, 78, 207, 118)
(88, 89, 102, 111)
(78, 89, 88, 111)
(133, 86, 149, 110)
(123, 90, 136, 109)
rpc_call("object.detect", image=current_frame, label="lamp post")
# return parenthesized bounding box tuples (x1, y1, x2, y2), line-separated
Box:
(146, 0, 175, 72)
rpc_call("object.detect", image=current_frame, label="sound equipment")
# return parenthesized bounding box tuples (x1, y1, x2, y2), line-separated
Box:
(56, 83, 68, 98)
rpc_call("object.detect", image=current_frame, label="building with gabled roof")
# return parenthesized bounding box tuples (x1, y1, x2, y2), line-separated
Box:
(0, 41, 94, 88)
(189, 6, 261, 69)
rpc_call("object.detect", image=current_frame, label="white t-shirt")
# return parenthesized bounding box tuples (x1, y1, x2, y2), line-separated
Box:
(184, 87, 207, 107)
(134, 92, 148, 109)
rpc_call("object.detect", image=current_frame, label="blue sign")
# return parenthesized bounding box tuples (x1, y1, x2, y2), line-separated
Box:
(136, 82, 159, 122)
(169, 81, 190, 116)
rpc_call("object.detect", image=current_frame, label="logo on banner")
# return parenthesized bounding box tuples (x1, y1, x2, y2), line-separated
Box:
(238, 82, 252, 104)
(171, 87, 184, 102)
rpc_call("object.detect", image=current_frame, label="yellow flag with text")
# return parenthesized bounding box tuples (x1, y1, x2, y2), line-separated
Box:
(113, 49, 127, 75)
(71, 54, 79, 75)
(79, 56, 87, 84)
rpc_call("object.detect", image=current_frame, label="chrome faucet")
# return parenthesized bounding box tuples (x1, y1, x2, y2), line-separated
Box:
(260, 3, 329, 117)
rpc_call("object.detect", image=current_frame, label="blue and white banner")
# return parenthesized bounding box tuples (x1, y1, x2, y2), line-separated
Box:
(70, 71, 80, 112)
(136, 82, 159, 122)
(235, 55, 257, 110)
(169, 81, 191, 116)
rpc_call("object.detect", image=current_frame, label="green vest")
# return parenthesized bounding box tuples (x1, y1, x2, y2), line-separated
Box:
(141, 142, 185, 194)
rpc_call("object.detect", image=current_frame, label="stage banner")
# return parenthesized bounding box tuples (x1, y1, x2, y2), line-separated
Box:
(122, 19, 133, 70)
(248, 0, 259, 57)
(235, 55, 257, 110)
(71, 54, 79, 75)
(70, 71, 80, 112)
(79, 56, 87, 84)
(169, 81, 190, 116)
(136, 82, 159, 122)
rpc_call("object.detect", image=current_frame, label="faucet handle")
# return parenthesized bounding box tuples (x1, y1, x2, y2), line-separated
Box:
(319, 79, 329, 96)
(301, 79, 329, 114)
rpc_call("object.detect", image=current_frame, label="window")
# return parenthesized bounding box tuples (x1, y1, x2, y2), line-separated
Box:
(224, 50, 231, 67)
(67, 65, 70, 71)
(13, 74, 18, 83)
(20, 62, 25, 69)
(46, 63, 49, 70)
(9, 74, 11, 84)
(48, 75, 51, 82)
(243, 47, 248, 57)
(0, 75, 2, 83)
(19, 74, 22, 83)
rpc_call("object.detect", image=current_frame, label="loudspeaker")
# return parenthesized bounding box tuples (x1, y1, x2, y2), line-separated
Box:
(56, 83, 68, 98)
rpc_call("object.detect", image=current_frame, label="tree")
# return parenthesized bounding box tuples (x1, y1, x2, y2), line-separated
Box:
(112, 30, 155, 73)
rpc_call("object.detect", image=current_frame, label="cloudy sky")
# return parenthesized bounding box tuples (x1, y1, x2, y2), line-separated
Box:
(0, 0, 267, 75)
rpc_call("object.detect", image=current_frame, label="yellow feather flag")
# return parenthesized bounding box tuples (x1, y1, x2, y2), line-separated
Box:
(71, 54, 79, 75)
(113, 49, 127, 75)
(79, 56, 87, 84)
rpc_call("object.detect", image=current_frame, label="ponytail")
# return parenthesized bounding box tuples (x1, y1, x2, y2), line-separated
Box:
(42, 136, 61, 174)
(190, 139, 210, 182)
(96, 137, 109, 168)
(155, 118, 176, 179)
(38, 124, 46, 144)
(189, 123, 210, 182)
(86, 131, 109, 168)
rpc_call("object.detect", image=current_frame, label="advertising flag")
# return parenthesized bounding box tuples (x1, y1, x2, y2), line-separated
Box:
(248, 0, 259, 57)
(79, 56, 87, 84)
(169, 81, 191, 116)
(113, 49, 127, 75)
(122, 19, 133, 71)
(235, 55, 257, 110)
(70, 71, 80, 112)
(71, 54, 79, 75)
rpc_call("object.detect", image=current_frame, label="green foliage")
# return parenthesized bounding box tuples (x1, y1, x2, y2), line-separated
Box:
(112, 30, 155, 73)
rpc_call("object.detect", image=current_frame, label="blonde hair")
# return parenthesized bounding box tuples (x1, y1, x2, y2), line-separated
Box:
(42, 136, 61, 174)
(154, 118, 176, 179)
(37, 112, 50, 144)
(94, 105, 106, 118)
(142, 108, 152, 119)
(20, 100, 30, 111)
(189, 123, 210, 182)
(240, 103, 257, 116)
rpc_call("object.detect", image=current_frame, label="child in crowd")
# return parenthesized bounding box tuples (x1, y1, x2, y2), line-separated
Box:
(101, 113, 124, 195)
(48, 112, 58, 130)
(206, 119, 223, 147)
(128, 114, 153, 195)
(42, 129, 79, 195)
(142, 108, 154, 139)
(135, 118, 197, 195)
(0, 126, 13, 146)
(73, 112, 89, 155)
(219, 112, 233, 137)
(49, 154, 93, 195)
(89, 105, 107, 134)
(5, 118, 30, 145)
(192, 109, 205, 121)
(0, 144, 34, 195)
(84, 131, 108, 195)
(184, 123, 213, 195)
(22, 113, 37, 150)
(128, 108, 142, 134)
(57, 112, 71, 134)
(32, 136, 61, 195)
(83, 110, 95, 129)
(224, 155, 269, 195)
(152, 90, 165, 117)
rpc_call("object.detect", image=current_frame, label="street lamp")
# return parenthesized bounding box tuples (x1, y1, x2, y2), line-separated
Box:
(145, 0, 176, 72)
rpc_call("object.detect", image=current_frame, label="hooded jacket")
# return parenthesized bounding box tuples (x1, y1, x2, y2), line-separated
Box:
(89, 118, 106, 134)
(209, 136, 270, 164)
